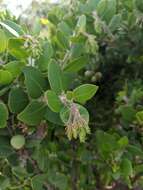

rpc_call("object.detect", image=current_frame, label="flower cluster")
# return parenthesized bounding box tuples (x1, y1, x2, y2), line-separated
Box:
(65, 103, 90, 142)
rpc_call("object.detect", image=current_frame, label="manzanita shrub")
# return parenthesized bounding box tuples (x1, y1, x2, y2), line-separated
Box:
(0, 0, 143, 189)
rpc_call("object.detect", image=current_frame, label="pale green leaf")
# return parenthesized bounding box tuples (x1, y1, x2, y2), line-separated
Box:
(0, 29, 8, 53)
(8, 38, 29, 59)
(0, 70, 13, 85)
(73, 84, 99, 104)
(45, 90, 62, 112)
(4, 61, 26, 78)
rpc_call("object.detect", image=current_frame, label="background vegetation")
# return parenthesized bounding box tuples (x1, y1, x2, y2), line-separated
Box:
(0, 0, 143, 189)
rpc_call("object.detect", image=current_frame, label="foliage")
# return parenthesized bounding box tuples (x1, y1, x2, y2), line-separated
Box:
(0, 0, 143, 189)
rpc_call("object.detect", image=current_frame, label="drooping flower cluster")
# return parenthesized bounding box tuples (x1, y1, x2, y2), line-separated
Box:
(65, 103, 90, 142)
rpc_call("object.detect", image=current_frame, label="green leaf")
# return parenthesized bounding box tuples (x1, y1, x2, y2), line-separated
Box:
(0, 21, 20, 37)
(135, 0, 143, 13)
(44, 107, 64, 125)
(0, 29, 8, 53)
(37, 41, 53, 72)
(0, 137, 13, 157)
(10, 135, 25, 150)
(62, 72, 75, 91)
(76, 15, 86, 33)
(0, 85, 11, 96)
(127, 145, 143, 157)
(120, 158, 133, 177)
(23, 67, 47, 99)
(63, 56, 88, 73)
(48, 61, 64, 94)
(118, 136, 129, 149)
(73, 84, 99, 104)
(71, 43, 85, 58)
(32, 145, 49, 171)
(136, 110, 143, 124)
(58, 21, 72, 36)
(32, 18, 42, 35)
(0, 102, 8, 128)
(3, 20, 25, 36)
(17, 101, 46, 126)
(56, 30, 69, 49)
(108, 14, 122, 32)
(8, 38, 29, 59)
(95, 130, 118, 156)
(31, 174, 47, 190)
(0, 70, 13, 85)
(97, 0, 116, 23)
(4, 61, 26, 78)
(87, 0, 100, 10)
(45, 90, 62, 112)
(0, 176, 10, 189)
(78, 0, 100, 14)
(12, 166, 28, 180)
(48, 172, 68, 190)
(118, 105, 136, 123)
(8, 87, 29, 113)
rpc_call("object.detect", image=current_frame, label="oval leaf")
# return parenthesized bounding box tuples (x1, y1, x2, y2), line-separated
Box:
(48, 61, 64, 94)
(120, 158, 133, 177)
(4, 61, 26, 78)
(8, 87, 29, 114)
(3, 20, 25, 36)
(73, 84, 99, 104)
(63, 56, 88, 73)
(17, 101, 47, 126)
(36, 41, 53, 71)
(76, 14, 86, 33)
(23, 67, 47, 99)
(37, 41, 53, 72)
(45, 90, 62, 112)
(0, 21, 20, 37)
(0, 70, 13, 85)
(97, 0, 116, 23)
(8, 38, 29, 59)
(31, 174, 47, 190)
